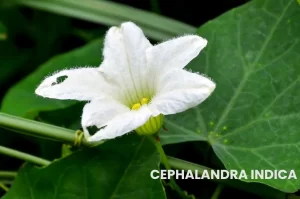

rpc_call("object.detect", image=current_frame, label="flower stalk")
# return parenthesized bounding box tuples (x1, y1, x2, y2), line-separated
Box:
(147, 135, 188, 198)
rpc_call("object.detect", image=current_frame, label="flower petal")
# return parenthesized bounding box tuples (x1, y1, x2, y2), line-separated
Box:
(146, 35, 207, 72)
(81, 99, 130, 138)
(149, 69, 215, 116)
(156, 69, 215, 94)
(100, 22, 152, 103)
(86, 106, 152, 142)
(146, 35, 207, 93)
(35, 67, 118, 101)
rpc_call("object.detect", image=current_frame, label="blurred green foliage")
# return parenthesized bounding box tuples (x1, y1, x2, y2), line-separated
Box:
(0, 22, 7, 40)
(0, 0, 300, 199)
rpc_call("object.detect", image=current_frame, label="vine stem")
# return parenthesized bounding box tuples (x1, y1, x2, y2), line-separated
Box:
(147, 135, 187, 198)
(0, 182, 9, 192)
(0, 113, 89, 146)
(211, 184, 223, 199)
(0, 145, 50, 166)
(0, 113, 102, 147)
(0, 171, 17, 179)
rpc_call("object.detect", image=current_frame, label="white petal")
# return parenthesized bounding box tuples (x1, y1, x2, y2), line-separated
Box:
(87, 106, 152, 142)
(156, 69, 215, 94)
(35, 67, 118, 101)
(149, 69, 215, 116)
(100, 22, 152, 103)
(146, 35, 207, 93)
(81, 99, 129, 138)
(146, 35, 207, 72)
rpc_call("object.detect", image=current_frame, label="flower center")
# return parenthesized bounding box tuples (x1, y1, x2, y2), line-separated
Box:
(131, 97, 164, 136)
(131, 97, 149, 110)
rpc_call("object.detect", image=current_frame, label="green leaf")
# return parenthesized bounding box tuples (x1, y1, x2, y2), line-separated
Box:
(13, 0, 196, 41)
(162, 0, 300, 193)
(0, 44, 30, 90)
(3, 134, 166, 199)
(160, 113, 207, 145)
(0, 9, 31, 90)
(0, 38, 103, 118)
(0, 21, 7, 40)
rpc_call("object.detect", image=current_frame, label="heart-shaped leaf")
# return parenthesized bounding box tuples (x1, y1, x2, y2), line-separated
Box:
(3, 134, 166, 199)
(163, 0, 300, 193)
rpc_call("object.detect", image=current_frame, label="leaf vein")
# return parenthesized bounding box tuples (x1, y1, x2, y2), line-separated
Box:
(212, 0, 293, 133)
(109, 138, 145, 199)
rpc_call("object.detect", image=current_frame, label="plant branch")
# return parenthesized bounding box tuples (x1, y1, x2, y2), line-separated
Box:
(0, 112, 89, 146)
(0, 171, 17, 179)
(0, 182, 9, 192)
(0, 145, 50, 166)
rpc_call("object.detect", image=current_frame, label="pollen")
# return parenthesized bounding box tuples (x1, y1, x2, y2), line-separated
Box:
(131, 97, 164, 136)
(131, 103, 141, 110)
(131, 97, 149, 110)
(140, 98, 149, 105)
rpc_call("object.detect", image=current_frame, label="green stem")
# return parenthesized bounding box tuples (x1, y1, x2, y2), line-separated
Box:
(148, 136, 171, 170)
(147, 135, 187, 198)
(211, 184, 223, 199)
(0, 145, 50, 166)
(0, 182, 9, 192)
(168, 156, 211, 173)
(0, 171, 17, 179)
(0, 112, 89, 146)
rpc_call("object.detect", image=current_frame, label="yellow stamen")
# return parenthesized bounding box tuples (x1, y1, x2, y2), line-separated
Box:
(131, 103, 141, 110)
(140, 98, 149, 105)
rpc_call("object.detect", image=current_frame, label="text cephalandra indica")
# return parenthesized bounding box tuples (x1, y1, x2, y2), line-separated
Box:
(150, 169, 297, 180)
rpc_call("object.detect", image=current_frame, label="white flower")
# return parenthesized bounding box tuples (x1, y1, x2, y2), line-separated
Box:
(35, 22, 216, 142)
